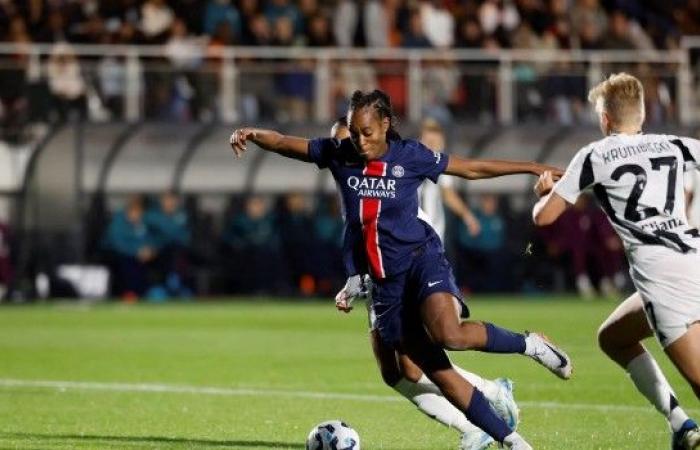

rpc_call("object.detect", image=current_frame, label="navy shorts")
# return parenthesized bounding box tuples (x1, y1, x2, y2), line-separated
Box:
(370, 238, 469, 348)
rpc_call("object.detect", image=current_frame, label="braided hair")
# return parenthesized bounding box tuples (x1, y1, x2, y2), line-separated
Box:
(349, 89, 401, 141)
(333, 115, 348, 129)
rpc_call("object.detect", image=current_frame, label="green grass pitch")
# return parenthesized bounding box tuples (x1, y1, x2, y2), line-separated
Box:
(0, 296, 697, 449)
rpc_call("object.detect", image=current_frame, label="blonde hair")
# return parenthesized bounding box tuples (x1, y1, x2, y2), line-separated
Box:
(588, 72, 645, 128)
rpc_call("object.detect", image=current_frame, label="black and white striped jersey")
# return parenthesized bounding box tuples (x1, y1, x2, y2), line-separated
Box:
(553, 133, 700, 253)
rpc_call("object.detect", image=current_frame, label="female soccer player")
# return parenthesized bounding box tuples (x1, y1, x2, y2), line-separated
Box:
(230, 89, 572, 450)
(331, 116, 513, 450)
(533, 73, 700, 450)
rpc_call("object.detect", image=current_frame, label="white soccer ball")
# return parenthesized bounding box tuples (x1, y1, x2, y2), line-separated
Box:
(306, 420, 360, 450)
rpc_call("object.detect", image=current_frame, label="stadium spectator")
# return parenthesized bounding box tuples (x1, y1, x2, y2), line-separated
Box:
(221, 194, 284, 294)
(312, 194, 345, 295)
(516, 0, 550, 37)
(171, 0, 207, 35)
(46, 43, 87, 122)
(140, 0, 175, 44)
(34, 9, 69, 43)
(279, 192, 316, 295)
(402, 9, 432, 48)
(238, 0, 261, 44)
(203, 0, 241, 38)
(420, 0, 454, 48)
(364, 0, 390, 48)
(0, 221, 12, 300)
(165, 18, 207, 121)
(0, 16, 30, 142)
(332, 0, 361, 47)
(601, 10, 651, 50)
(456, 17, 484, 48)
(478, 0, 520, 44)
(570, 0, 607, 45)
(305, 13, 335, 47)
(103, 195, 158, 298)
(247, 13, 274, 45)
(145, 192, 193, 298)
(97, 34, 127, 119)
(271, 17, 314, 122)
(546, 0, 574, 49)
(456, 193, 508, 292)
(264, 0, 303, 36)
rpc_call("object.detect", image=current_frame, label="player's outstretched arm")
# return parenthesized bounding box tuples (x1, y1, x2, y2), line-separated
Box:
(444, 155, 564, 180)
(229, 127, 312, 162)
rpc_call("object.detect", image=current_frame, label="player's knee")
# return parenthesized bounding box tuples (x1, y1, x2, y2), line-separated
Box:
(597, 324, 615, 357)
(430, 326, 468, 350)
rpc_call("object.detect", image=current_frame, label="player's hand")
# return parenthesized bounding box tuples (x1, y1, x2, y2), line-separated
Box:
(534, 170, 556, 197)
(334, 274, 372, 313)
(533, 164, 564, 180)
(463, 214, 481, 237)
(229, 128, 257, 158)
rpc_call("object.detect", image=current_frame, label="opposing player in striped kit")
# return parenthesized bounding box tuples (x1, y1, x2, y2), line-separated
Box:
(533, 73, 700, 450)
(230, 89, 572, 450)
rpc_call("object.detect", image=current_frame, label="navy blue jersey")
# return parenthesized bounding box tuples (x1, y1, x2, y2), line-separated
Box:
(308, 137, 449, 279)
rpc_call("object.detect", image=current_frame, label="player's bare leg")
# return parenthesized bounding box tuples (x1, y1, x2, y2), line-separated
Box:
(598, 293, 700, 449)
(420, 292, 572, 379)
(597, 292, 652, 365)
(666, 322, 700, 400)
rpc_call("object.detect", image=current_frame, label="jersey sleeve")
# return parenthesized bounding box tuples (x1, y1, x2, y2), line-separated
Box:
(406, 141, 450, 183)
(552, 146, 595, 205)
(670, 136, 700, 171)
(307, 137, 338, 169)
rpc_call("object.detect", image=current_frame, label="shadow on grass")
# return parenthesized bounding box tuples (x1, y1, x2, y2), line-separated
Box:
(0, 431, 305, 448)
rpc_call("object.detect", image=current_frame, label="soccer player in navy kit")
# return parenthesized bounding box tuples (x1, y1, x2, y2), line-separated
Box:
(331, 117, 516, 450)
(230, 90, 572, 450)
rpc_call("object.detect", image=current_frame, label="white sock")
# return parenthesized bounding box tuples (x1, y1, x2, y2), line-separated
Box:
(627, 352, 689, 432)
(451, 365, 501, 401)
(393, 376, 473, 433)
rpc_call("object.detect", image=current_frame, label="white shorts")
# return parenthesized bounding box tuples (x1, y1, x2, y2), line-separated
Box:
(628, 245, 700, 347)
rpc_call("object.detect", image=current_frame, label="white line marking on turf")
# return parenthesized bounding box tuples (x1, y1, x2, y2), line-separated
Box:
(0, 378, 697, 415)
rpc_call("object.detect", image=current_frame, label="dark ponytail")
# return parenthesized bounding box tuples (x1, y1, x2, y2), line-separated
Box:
(349, 89, 401, 141)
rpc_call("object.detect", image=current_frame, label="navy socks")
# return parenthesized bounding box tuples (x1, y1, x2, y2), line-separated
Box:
(464, 388, 511, 442)
(484, 322, 526, 354)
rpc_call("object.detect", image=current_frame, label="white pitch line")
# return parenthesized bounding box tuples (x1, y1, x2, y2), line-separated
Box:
(0, 378, 697, 415)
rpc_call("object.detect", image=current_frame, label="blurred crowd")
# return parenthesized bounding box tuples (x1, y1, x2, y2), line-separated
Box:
(1, 0, 695, 50)
(95, 191, 348, 300)
(0, 188, 636, 302)
(0, 0, 693, 141)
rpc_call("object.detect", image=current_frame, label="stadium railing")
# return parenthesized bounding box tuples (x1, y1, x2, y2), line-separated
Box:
(0, 44, 692, 126)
